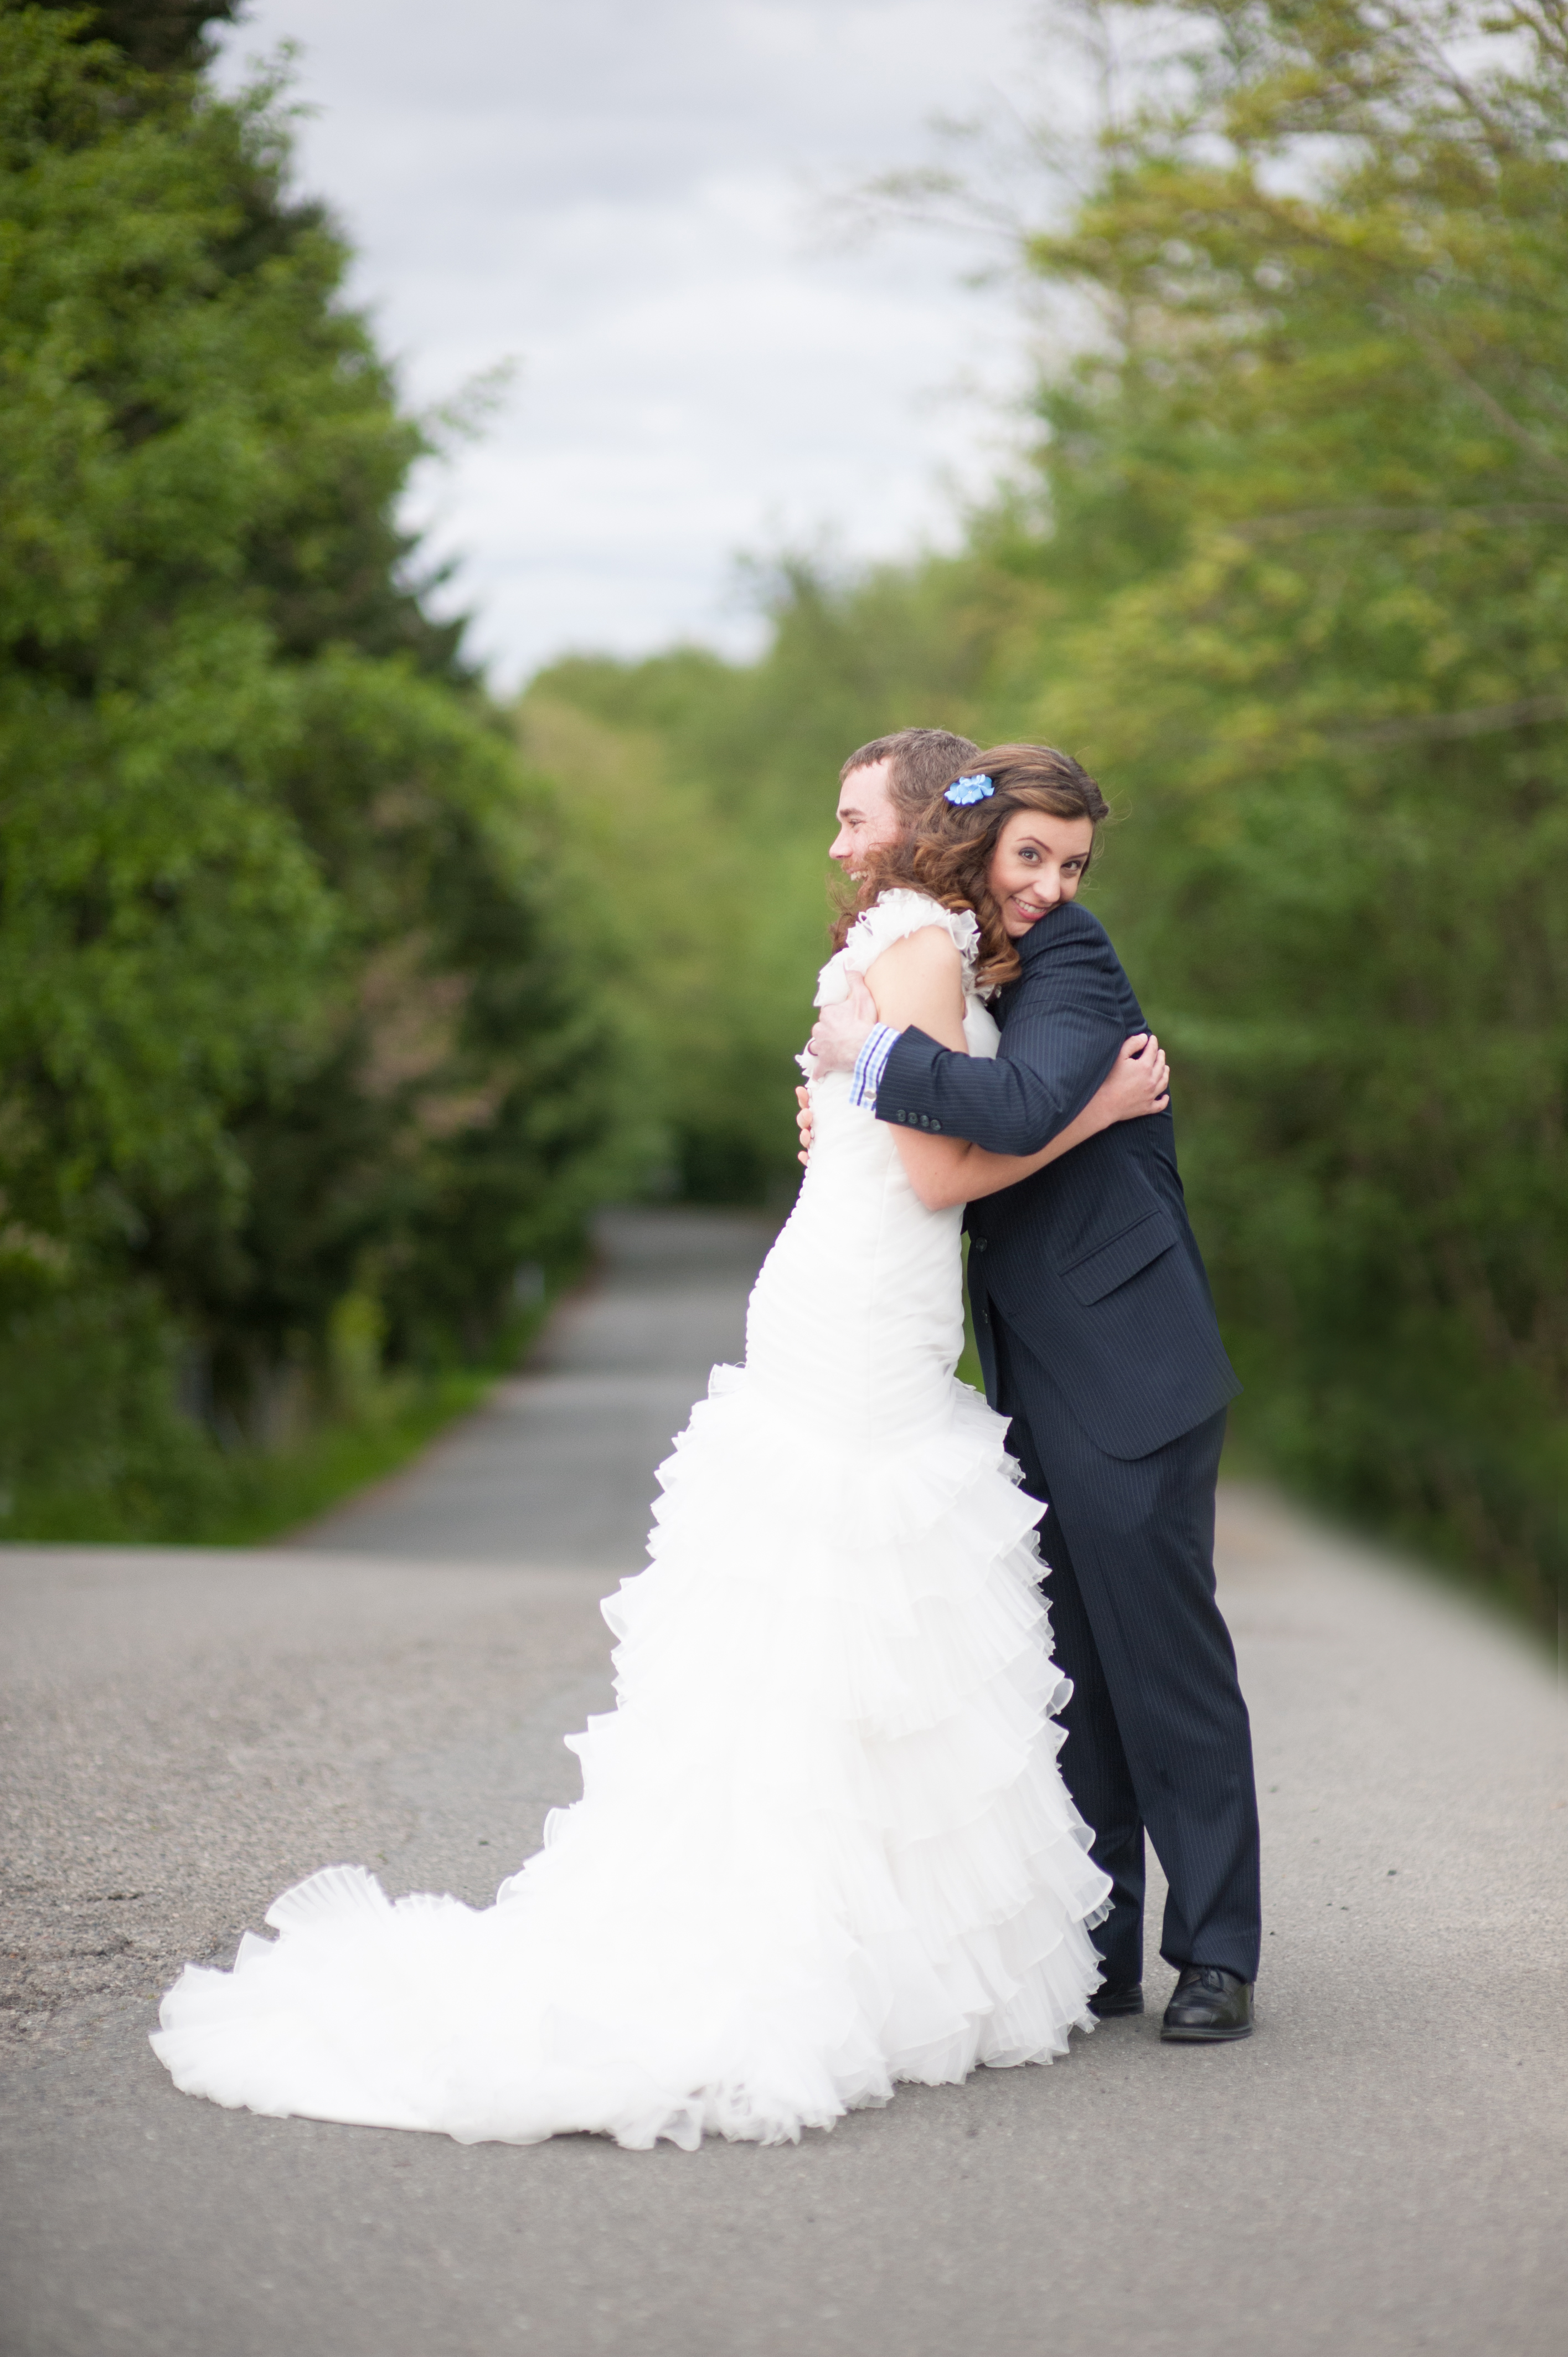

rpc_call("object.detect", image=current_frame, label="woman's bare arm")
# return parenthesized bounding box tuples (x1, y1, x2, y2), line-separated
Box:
(895, 1031, 1169, 1209)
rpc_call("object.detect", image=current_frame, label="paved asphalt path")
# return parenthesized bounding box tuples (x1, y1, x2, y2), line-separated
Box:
(2, 1206, 1565, 2357)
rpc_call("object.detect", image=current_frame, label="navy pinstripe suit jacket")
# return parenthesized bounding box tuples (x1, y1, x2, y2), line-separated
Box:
(875, 900, 1240, 1460)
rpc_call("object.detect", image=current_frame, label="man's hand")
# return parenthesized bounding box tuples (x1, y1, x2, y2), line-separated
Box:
(806, 973, 880, 1077)
(795, 1085, 814, 1164)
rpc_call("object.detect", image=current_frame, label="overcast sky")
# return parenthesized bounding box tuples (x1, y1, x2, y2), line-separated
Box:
(214, 1, 1070, 687)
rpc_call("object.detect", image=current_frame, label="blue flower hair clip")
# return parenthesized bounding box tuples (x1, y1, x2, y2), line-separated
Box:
(944, 773, 994, 806)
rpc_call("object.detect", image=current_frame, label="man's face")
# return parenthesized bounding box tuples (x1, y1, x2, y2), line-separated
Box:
(829, 759, 901, 874)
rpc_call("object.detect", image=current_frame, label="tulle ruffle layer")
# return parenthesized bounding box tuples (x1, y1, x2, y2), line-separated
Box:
(152, 1369, 1110, 2150)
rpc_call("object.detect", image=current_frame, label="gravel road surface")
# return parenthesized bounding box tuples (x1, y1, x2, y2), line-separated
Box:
(2, 1207, 1564, 2357)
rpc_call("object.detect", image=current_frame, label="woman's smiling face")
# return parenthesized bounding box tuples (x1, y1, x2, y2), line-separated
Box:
(986, 809, 1097, 938)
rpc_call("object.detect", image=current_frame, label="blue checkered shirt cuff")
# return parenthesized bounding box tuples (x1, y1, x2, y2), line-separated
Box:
(848, 1023, 899, 1110)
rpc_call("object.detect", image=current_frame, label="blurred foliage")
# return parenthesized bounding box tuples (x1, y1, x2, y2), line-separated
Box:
(28, 0, 241, 74)
(27, 0, 238, 74)
(528, 0, 1568, 1628)
(6, 0, 1565, 1620)
(0, 6, 643, 1538)
(1021, 0, 1568, 1631)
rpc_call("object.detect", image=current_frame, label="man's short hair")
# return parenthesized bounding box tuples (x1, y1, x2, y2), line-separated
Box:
(840, 728, 982, 820)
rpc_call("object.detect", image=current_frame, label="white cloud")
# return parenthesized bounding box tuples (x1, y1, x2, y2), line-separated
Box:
(215, 0, 1062, 685)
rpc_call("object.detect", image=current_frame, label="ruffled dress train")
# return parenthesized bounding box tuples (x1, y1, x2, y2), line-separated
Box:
(151, 893, 1111, 2149)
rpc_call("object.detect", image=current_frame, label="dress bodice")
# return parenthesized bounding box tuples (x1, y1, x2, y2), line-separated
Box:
(759, 891, 1000, 1443)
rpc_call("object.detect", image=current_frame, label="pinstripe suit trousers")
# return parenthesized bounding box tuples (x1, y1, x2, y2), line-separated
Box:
(991, 1313, 1263, 1987)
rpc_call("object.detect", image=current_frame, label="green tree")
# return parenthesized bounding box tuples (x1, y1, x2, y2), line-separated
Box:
(29, 1, 242, 75)
(984, 0, 1568, 1622)
(0, 8, 638, 1531)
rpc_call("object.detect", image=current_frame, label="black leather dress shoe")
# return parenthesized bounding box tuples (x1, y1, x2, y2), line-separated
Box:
(1160, 1965, 1255, 2042)
(1088, 1982, 1144, 2019)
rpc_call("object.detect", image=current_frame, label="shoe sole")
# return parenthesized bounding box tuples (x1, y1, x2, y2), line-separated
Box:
(1160, 2020, 1254, 2043)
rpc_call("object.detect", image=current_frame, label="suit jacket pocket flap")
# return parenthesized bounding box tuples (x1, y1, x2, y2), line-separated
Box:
(1060, 1210, 1178, 1305)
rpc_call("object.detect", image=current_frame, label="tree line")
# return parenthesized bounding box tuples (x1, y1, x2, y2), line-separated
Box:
(4, 0, 1564, 1631)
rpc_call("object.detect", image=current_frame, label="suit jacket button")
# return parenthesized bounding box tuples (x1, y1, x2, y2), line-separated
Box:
(930, 1121, 941, 1133)
(974, 1237, 987, 1252)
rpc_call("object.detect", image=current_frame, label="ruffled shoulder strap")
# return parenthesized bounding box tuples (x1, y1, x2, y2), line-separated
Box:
(841, 888, 980, 976)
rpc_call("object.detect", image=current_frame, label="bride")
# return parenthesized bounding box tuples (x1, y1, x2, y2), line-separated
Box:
(151, 758, 1169, 2151)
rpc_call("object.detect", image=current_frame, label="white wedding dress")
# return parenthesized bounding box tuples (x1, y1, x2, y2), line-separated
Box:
(152, 891, 1111, 2149)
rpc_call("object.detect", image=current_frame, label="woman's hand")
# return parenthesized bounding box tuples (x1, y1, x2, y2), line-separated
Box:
(1089, 1032, 1169, 1130)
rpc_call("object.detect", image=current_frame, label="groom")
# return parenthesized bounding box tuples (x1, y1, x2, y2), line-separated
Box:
(812, 733, 1261, 2042)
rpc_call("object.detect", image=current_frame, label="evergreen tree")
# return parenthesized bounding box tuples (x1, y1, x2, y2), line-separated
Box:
(30, 0, 240, 76)
(0, 7, 638, 1532)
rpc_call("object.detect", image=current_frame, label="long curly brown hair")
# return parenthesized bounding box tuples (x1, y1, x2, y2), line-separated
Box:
(832, 742, 1110, 993)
